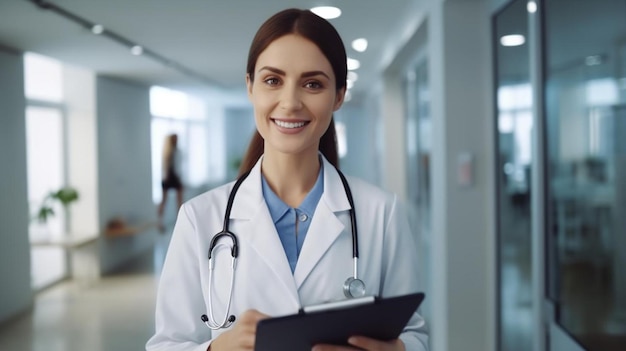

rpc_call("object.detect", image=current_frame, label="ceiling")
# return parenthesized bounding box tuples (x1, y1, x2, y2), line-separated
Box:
(0, 0, 425, 98)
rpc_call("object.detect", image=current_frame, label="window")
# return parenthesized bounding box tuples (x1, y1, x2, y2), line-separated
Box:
(150, 86, 210, 204)
(24, 52, 67, 290)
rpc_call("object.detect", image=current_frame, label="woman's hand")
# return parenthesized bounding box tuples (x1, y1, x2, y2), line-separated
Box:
(209, 309, 268, 351)
(312, 336, 406, 351)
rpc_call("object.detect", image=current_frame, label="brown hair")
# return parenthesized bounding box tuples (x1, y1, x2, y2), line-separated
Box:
(239, 8, 347, 176)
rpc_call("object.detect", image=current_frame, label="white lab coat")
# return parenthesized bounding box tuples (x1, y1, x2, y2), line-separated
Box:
(146, 155, 429, 351)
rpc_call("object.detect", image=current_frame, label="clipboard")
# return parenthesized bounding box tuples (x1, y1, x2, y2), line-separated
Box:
(254, 292, 425, 351)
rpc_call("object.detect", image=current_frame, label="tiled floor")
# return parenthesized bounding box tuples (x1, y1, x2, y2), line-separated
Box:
(0, 233, 171, 351)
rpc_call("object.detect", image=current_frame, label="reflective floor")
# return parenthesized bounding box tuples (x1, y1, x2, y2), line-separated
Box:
(0, 233, 171, 351)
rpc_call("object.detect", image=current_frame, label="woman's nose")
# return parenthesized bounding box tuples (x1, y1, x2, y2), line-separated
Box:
(279, 85, 303, 111)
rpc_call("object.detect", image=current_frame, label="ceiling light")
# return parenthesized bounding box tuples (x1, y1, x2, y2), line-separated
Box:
(500, 34, 525, 47)
(352, 38, 368, 52)
(347, 58, 360, 70)
(585, 55, 603, 66)
(347, 71, 358, 82)
(310, 6, 341, 19)
(346, 79, 354, 90)
(344, 90, 352, 102)
(131, 45, 143, 56)
(27, 0, 215, 85)
(527, 1, 537, 13)
(91, 24, 104, 35)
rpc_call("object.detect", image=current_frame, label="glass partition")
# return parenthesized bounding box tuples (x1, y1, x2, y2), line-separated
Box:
(544, 0, 626, 349)
(405, 59, 432, 319)
(493, 1, 533, 350)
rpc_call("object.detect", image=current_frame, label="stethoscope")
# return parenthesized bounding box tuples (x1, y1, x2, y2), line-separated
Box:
(201, 166, 365, 330)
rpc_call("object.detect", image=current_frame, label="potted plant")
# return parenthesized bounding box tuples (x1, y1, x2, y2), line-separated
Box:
(36, 186, 80, 224)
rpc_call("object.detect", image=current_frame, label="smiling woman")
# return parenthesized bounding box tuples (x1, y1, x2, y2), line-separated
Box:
(146, 8, 429, 351)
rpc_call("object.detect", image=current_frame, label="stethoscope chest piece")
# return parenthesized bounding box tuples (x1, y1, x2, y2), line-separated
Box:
(344, 276, 366, 298)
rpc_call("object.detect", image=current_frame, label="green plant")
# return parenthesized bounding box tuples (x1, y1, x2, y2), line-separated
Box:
(36, 186, 79, 223)
(230, 156, 242, 171)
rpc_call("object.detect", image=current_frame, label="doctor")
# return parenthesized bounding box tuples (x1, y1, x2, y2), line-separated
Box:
(146, 8, 428, 351)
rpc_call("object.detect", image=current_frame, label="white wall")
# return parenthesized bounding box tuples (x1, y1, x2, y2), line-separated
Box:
(0, 47, 33, 323)
(96, 76, 157, 273)
(65, 66, 99, 235)
(376, 0, 497, 350)
(428, 1, 496, 350)
(381, 76, 410, 201)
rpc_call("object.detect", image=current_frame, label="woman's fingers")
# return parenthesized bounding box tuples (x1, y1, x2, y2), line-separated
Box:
(211, 309, 269, 351)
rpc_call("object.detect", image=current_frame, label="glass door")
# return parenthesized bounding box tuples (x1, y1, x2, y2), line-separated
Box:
(544, 0, 626, 350)
(404, 59, 432, 320)
(493, 1, 533, 350)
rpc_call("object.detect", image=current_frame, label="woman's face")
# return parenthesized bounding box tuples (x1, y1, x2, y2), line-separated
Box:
(247, 34, 345, 159)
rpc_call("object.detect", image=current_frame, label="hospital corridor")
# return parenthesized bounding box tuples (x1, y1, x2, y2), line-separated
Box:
(1, 0, 625, 350)
(0, 237, 167, 351)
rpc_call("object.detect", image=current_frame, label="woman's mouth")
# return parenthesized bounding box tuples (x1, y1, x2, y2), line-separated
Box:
(272, 119, 309, 129)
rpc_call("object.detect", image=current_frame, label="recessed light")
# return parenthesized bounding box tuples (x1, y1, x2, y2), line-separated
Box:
(310, 6, 341, 19)
(500, 34, 525, 47)
(352, 38, 368, 52)
(527, 1, 537, 13)
(91, 24, 104, 35)
(347, 58, 360, 70)
(344, 90, 352, 102)
(131, 45, 143, 56)
(347, 71, 358, 82)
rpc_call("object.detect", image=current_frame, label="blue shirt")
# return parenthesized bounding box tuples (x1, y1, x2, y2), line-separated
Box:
(261, 165, 324, 273)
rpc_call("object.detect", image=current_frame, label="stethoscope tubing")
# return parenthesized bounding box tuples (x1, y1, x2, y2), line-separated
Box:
(336, 168, 359, 264)
(206, 245, 236, 329)
(203, 165, 364, 330)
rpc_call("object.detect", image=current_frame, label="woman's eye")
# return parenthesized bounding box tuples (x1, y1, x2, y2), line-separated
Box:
(264, 77, 280, 86)
(305, 81, 322, 89)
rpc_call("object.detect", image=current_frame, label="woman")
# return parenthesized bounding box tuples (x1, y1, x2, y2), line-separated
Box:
(157, 133, 184, 231)
(146, 8, 428, 351)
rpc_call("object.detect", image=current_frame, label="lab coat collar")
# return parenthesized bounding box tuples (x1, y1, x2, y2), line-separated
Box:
(230, 154, 351, 219)
(229, 153, 353, 293)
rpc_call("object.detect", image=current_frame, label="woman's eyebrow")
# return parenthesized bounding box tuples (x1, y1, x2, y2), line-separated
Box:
(257, 66, 330, 80)
(301, 71, 330, 80)
(257, 66, 285, 75)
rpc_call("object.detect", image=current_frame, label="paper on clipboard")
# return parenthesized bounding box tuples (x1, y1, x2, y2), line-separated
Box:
(300, 295, 376, 313)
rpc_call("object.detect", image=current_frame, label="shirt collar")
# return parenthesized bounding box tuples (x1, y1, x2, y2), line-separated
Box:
(261, 162, 325, 224)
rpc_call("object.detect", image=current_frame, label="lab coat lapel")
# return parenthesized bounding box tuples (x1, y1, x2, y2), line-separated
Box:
(294, 157, 351, 289)
(230, 157, 299, 301)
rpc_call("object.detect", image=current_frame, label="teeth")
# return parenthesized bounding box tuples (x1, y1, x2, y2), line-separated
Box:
(274, 120, 306, 129)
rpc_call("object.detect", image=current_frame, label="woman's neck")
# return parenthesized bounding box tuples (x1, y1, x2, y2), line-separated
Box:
(261, 150, 320, 208)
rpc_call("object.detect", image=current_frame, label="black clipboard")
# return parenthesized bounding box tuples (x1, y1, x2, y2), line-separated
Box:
(254, 292, 425, 351)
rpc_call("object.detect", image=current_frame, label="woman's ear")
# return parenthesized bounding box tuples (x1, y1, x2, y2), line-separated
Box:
(333, 87, 346, 111)
(246, 74, 253, 100)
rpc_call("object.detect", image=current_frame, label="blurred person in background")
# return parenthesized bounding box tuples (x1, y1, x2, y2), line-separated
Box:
(157, 133, 184, 232)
